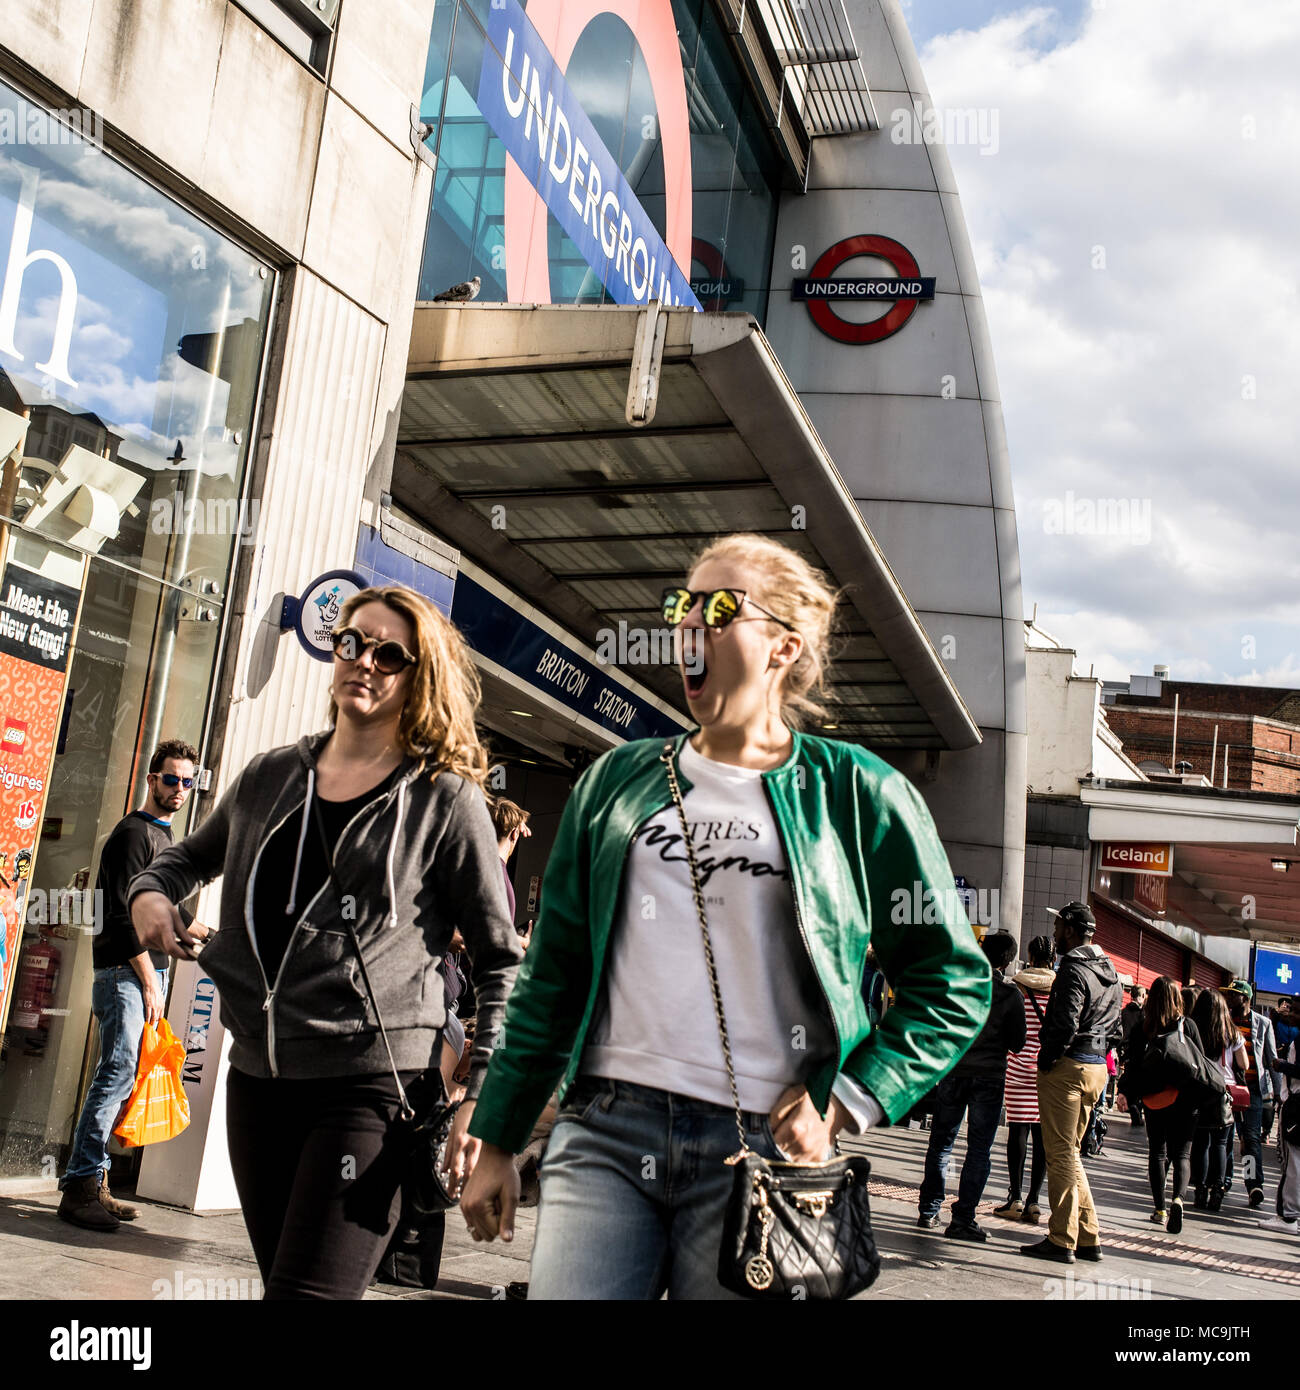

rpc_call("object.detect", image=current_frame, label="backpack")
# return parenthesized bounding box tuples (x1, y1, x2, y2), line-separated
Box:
(1283, 1093, 1300, 1146)
(1135, 1021, 1226, 1107)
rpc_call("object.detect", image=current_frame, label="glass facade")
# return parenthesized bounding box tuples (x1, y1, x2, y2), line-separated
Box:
(0, 79, 273, 1178)
(418, 0, 783, 320)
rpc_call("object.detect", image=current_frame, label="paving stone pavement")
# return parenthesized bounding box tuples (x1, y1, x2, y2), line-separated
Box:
(0, 1110, 1294, 1301)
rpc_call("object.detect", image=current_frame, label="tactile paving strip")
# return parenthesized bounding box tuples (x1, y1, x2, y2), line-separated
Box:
(864, 1177, 1300, 1285)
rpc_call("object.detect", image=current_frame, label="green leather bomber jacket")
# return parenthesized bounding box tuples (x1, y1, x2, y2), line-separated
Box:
(468, 730, 992, 1153)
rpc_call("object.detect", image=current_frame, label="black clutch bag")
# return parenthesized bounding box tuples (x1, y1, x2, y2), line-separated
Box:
(661, 743, 881, 1301)
(406, 1094, 462, 1215)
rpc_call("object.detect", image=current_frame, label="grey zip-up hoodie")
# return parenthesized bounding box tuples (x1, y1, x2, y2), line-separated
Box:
(128, 732, 522, 1097)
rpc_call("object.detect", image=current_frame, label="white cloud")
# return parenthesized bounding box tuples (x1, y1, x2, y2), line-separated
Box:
(920, 2, 1300, 686)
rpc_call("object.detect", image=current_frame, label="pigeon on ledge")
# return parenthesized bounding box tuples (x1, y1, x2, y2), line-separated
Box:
(433, 276, 482, 303)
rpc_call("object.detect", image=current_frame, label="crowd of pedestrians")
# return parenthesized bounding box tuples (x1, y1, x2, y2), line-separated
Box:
(48, 527, 1300, 1300)
(907, 917, 1300, 1261)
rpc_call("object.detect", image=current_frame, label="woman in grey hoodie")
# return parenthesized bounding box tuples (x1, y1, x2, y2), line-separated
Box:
(129, 585, 521, 1299)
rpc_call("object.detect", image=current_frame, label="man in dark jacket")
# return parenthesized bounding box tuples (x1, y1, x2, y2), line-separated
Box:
(57, 739, 199, 1232)
(1119, 984, 1147, 1127)
(1021, 901, 1124, 1264)
(918, 931, 1026, 1241)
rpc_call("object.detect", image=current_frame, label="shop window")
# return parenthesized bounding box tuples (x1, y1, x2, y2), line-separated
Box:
(0, 79, 273, 1181)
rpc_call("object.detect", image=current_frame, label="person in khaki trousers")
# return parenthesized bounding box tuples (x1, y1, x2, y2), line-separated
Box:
(1020, 901, 1124, 1265)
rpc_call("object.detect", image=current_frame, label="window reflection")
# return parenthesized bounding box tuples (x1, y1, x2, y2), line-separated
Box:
(0, 78, 273, 1181)
(0, 81, 272, 593)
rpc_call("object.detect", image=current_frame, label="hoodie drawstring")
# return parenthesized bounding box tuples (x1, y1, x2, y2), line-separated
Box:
(285, 767, 316, 916)
(385, 779, 406, 929)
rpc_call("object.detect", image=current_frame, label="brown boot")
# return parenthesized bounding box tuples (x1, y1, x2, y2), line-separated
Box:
(58, 1176, 120, 1231)
(99, 1175, 138, 1222)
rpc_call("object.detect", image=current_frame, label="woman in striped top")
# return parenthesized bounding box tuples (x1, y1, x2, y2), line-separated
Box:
(993, 935, 1056, 1222)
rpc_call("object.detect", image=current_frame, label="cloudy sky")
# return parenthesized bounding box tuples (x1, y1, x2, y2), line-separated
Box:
(902, 0, 1300, 687)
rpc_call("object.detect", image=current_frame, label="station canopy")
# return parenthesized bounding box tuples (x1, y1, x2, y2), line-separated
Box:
(396, 303, 981, 752)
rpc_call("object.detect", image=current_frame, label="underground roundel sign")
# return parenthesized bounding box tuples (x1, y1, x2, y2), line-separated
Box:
(792, 235, 936, 345)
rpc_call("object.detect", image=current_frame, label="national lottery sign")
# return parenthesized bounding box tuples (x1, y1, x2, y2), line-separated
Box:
(478, 0, 700, 311)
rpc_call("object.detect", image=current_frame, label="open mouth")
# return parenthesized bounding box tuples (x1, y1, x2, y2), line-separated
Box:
(684, 654, 709, 700)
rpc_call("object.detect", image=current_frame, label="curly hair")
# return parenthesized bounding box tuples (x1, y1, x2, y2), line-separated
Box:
(327, 586, 490, 788)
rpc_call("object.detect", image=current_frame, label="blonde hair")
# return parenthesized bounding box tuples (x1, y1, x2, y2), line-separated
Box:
(688, 534, 839, 729)
(327, 585, 490, 787)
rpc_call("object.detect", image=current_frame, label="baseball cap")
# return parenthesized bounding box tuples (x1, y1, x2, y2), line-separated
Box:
(1046, 900, 1096, 935)
(1221, 979, 1253, 999)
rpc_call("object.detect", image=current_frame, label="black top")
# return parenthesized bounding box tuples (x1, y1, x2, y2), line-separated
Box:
(94, 810, 190, 970)
(951, 972, 1028, 1076)
(252, 768, 401, 982)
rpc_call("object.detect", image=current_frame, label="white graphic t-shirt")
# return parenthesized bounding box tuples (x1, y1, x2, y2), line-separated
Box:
(583, 740, 837, 1114)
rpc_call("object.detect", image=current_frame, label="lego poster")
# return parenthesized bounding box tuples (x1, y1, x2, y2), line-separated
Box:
(0, 558, 82, 1031)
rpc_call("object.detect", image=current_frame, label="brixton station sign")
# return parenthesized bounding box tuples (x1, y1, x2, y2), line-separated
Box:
(792, 234, 935, 345)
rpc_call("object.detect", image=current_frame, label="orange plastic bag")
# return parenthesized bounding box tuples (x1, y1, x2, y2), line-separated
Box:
(113, 1019, 191, 1147)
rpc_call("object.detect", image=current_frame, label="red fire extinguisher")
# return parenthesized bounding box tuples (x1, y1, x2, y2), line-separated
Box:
(10, 934, 61, 1036)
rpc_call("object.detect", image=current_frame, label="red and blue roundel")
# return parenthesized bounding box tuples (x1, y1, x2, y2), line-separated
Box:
(794, 235, 935, 345)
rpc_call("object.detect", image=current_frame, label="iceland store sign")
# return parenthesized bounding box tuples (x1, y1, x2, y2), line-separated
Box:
(478, 0, 700, 311)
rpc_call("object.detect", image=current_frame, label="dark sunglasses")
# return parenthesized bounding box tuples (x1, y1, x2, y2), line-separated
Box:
(155, 773, 194, 789)
(661, 587, 795, 631)
(330, 625, 417, 675)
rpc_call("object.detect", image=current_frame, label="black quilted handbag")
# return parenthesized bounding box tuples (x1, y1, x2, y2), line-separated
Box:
(661, 744, 881, 1301)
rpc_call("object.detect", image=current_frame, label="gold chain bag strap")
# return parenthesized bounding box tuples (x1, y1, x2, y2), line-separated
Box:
(659, 741, 880, 1300)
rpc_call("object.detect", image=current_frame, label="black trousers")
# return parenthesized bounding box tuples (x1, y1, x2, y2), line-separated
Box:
(226, 1067, 431, 1300)
(1144, 1101, 1198, 1210)
(1006, 1122, 1046, 1204)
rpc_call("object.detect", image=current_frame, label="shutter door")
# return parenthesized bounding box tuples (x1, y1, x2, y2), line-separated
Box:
(1138, 927, 1185, 989)
(1091, 899, 1141, 985)
(1190, 955, 1225, 990)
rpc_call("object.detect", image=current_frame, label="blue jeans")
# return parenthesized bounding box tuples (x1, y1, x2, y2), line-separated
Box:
(919, 1072, 1005, 1223)
(1191, 1122, 1232, 1193)
(61, 965, 167, 1186)
(528, 1078, 789, 1300)
(1232, 1092, 1264, 1197)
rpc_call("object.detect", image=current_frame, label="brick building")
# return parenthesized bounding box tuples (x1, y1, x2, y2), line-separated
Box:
(1103, 676, 1300, 797)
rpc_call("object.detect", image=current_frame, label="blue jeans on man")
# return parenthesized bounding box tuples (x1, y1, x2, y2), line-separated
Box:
(61, 965, 167, 1186)
(1230, 1091, 1265, 1199)
(919, 1072, 1006, 1225)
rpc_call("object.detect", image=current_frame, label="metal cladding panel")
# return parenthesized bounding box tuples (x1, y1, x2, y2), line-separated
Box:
(400, 363, 726, 441)
(221, 269, 386, 770)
